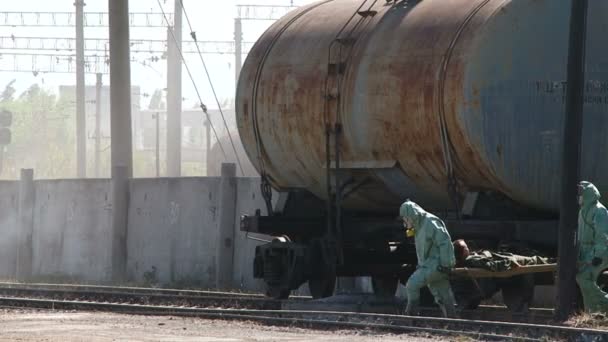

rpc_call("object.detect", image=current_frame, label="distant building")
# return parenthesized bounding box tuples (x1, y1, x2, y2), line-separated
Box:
(57, 86, 255, 176)
(207, 133, 258, 177)
(59, 84, 141, 145)
(137, 108, 257, 176)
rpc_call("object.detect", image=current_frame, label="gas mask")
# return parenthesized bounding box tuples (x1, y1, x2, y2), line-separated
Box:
(403, 217, 415, 237)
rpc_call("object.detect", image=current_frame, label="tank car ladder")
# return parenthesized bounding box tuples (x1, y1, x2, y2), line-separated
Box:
(322, 0, 380, 267)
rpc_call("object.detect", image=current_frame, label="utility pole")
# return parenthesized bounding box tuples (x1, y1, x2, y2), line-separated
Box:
(234, 18, 242, 85)
(109, 0, 133, 177)
(75, 0, 86, 178)
(155, 112, 160, 177)
(108, 0, 133, 283)
(166, 0, 182, 177)
(556, 0, 589, 320)
(204, 118, 211, 175)
(95, 73, 102, 178)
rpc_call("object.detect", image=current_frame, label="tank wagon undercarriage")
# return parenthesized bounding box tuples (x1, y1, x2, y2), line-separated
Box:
(241, 190, 557, 311)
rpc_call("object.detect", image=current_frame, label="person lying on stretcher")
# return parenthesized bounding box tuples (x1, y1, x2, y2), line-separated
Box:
(452, 239, 555, 272)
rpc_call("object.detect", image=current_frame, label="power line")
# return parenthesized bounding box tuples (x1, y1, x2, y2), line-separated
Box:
(179, 0, 245, 177)
(155, 0, 231, 172)
(0, 11, 172, 27)
(0, 52, 165, 75)
(236, 5, 297, 20)
(0, 36, 254, 55)
(0, 52, 108, 74)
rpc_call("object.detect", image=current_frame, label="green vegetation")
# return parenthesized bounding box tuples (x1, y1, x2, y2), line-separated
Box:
(0, 82, 76, 179)
(0, 82, 214, 179)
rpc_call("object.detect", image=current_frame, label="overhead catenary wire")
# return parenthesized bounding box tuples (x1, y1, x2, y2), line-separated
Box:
(155, 0, 230, 166)
(178, 0, 245, 177)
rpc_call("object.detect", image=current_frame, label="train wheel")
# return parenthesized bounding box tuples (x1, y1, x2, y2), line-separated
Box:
(372, 276, 399, 297)
(308, 275, 336, 299)
(501, 275, 535, 313)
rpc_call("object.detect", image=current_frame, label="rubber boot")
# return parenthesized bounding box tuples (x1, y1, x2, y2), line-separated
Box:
(439, 303, 457, 318)
(404, 299, 420, 316)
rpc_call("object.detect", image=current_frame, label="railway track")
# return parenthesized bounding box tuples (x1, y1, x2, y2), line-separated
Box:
(0, 282, 290, 310)
(0, 281, 270, 298)
(0, 282, 553, 323)
(0, 282, 605, 341)
(1, 296, 605, 341)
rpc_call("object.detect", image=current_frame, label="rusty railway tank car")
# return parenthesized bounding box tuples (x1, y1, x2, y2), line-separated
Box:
(236, 0, 608, 306)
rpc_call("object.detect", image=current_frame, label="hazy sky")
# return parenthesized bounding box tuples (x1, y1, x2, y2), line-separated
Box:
(0, 0, 317, 110)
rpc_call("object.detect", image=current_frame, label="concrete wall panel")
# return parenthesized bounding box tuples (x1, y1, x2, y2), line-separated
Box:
(127, 178, 220, 287)
(32, 180, 112, 282)
(0, 181, 20, 278)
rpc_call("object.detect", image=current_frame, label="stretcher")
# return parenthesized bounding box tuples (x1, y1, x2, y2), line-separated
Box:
(450, 263, 557, 279)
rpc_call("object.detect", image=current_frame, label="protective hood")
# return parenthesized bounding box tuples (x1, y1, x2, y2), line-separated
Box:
(580, 181, 601, 208)
(400, 199, 455, 269)
(399, 200, 427, 227)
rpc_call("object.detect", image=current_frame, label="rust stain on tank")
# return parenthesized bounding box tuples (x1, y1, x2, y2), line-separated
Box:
(236, 0, 516, 210)
(443, 56, 510, 194)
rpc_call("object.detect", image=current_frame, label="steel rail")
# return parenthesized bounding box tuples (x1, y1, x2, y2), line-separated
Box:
(0, 288, 287, 310)
(0, 282, 268, 298)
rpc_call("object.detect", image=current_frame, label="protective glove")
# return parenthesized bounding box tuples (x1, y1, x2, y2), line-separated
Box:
(592, 257, 603, 266)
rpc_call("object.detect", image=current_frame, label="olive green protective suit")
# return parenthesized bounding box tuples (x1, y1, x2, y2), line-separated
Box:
(400, 200, 456, 317)
(576, 181, 608, 313)
(465, 251, 551, 272)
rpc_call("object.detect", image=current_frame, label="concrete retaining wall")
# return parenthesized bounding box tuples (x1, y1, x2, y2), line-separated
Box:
(0, 173, 271, 289)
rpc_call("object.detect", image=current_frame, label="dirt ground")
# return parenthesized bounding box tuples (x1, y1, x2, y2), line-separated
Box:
(0, 309, 446, 342)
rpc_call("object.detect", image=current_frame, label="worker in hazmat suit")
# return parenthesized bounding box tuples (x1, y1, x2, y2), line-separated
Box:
(400, 200, 457, 317)
(576, 181, 608, 313)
